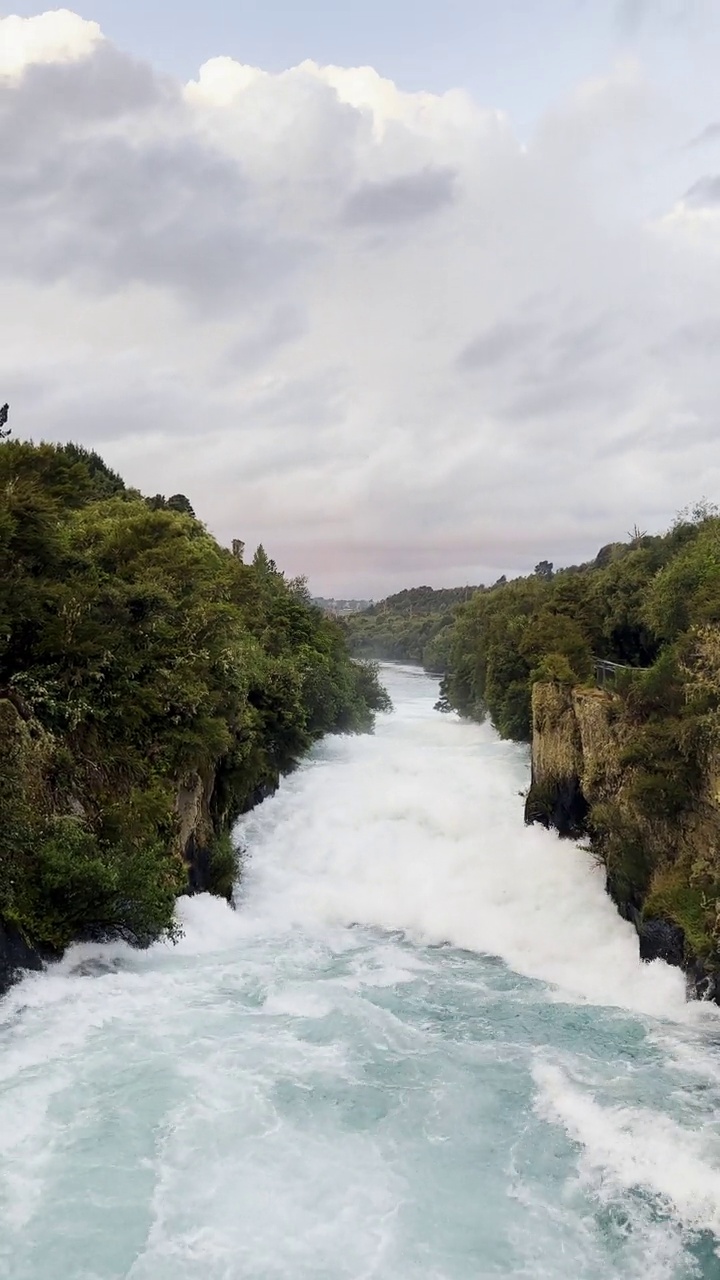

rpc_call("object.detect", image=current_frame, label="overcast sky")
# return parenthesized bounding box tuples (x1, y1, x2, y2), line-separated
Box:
(2, 4, 720, 596)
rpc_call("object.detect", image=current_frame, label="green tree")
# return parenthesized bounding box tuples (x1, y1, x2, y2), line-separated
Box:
(0, 437, 388, 957)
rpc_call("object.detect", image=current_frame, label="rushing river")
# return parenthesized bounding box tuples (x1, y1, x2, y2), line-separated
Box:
(2, 666, 720, 1280)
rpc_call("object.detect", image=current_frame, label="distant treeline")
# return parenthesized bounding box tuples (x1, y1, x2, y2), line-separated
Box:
(343, 585, 481, 669)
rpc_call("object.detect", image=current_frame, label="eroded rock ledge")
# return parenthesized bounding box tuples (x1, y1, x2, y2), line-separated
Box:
(525, 682, 720, 1002)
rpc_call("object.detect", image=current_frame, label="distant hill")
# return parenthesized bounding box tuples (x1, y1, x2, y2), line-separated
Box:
(343, 584, 482, 669)
(361, 586, 479, 618)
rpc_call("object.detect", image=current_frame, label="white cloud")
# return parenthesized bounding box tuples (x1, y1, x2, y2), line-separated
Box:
(186, 55, 487, 142)
(1, 11, 719, 596)
(0, 9, 101, 79)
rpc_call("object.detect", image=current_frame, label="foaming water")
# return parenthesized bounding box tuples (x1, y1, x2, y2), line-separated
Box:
(2, 665, 720, 1280)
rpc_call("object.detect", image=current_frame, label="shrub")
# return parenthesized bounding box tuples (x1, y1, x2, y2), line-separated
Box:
(590, 803, 653, 910)
(205, 832, 242, 902)
(532, 652, 576, 685)
(6, 818, 185, 952)
(643, 863, 716, 962)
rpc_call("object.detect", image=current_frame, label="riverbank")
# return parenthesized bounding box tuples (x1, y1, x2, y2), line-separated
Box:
(0, 437, 388, 994)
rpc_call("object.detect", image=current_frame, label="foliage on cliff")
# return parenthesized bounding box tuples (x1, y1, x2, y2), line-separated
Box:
(439, 510, 719, 740)
(0, 438, 388, 955)
(344, 585, 480, 669)
(438, 506, 720, 976)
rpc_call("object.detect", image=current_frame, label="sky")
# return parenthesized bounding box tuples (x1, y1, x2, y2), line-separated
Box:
(1, 3, 720, 596)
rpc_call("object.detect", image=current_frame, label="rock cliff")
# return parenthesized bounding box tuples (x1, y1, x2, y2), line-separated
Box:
(525, 681, 720, 1000)
(174, 764, 277, 900)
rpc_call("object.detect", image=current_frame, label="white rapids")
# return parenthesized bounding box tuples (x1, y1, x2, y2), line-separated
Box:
(2, 665, 720, 1280)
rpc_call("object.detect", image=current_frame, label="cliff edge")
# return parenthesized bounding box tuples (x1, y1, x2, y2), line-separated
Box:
(525, 679, 720, 1000)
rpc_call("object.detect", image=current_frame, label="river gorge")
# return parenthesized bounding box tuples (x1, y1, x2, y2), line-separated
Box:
(2, 666, 720, 1280)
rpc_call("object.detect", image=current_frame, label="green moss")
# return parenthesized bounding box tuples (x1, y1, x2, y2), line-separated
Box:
(205, 832, 241, 902)
(643, 863, 716, 963)
(627, 770, 692, 823)
(525, 781, 558, 826)
(590, 802, 654, 908)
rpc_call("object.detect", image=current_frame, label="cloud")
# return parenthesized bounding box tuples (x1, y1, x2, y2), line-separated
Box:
(615, 0, 708, 35)
(0, 49, 310, 310)
(685, 122, 720, 149)
(342, 168, 456, 226)
(616, 0, 649, 35)
(1, 12, 720, 596)
(684, 174, 720, 207)
(457, 322, 541, 370)
(0, 9, 101, 79)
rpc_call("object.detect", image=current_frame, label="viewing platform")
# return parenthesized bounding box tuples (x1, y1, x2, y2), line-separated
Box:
(593, 657, 633, 687)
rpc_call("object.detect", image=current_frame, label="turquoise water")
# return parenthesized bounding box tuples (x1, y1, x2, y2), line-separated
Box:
(2, 666, 720, 1279)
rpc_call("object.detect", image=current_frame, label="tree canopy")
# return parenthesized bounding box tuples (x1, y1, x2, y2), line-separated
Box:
(0, 435, 389, 954)
(438, 512, 720, 739)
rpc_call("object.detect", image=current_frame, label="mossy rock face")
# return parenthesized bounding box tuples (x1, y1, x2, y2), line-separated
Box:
(643, 862, 718, 967)
(591, 803, 654, 914)
(524, 780, 556, 827)
(530, 683, 582, 781)
(572, 689, 627, 801)
(525, 776, 588, 838)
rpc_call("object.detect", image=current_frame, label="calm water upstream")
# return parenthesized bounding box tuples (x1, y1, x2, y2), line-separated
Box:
(2, 665, 720, 1280)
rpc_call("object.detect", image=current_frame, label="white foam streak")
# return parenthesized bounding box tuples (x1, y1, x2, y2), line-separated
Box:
(534, 1060, 720, 1242)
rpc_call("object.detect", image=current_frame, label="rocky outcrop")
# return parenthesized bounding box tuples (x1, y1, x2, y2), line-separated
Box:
(525, 681, 720, 1001)
(524, 684, 587, 836)
(176, 770, 217, 894)
(524, 684, 627, 829)
(0, 919, 46, 997)
(174, 765, 279, 900)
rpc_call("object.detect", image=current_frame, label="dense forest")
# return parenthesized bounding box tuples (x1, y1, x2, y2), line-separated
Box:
(435, 507, 720, 976)
(0, 430, 389, 965)
(344, 585, 480, 669)
(438, 513, 718, 738)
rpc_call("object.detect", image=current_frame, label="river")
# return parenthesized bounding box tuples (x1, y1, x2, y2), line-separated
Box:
(2, 665, 720, 1279)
